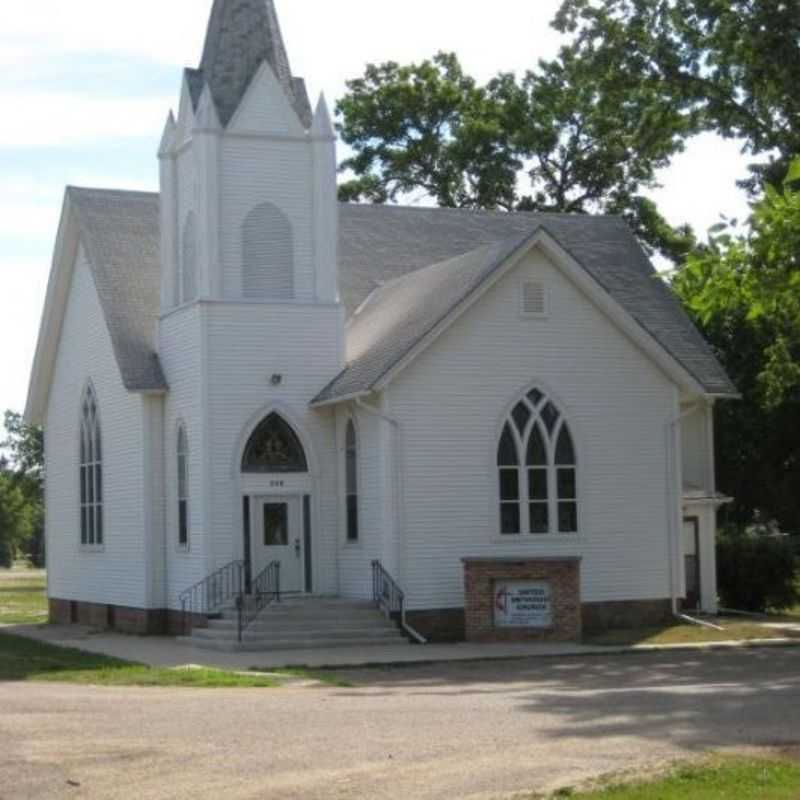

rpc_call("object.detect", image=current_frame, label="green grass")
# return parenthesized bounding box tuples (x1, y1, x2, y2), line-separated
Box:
(586, 621, 800, 647)
(0, 632, 279, 688)
(549, 756, 800, 799)
(0, 568, 47, 625)
(258, 667, 353, 687)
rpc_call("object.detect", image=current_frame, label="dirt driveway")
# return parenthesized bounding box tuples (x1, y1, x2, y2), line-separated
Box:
(1, 648, 799, 800)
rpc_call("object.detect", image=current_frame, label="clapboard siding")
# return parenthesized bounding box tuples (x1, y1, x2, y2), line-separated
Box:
(204, 302, 344, 593)
(159, 305, 208, 609)
(335, 406, 385, 598)
(387, 247, 677, 610)
(44, 246, 148, 608)
(221, 138, 314, 301)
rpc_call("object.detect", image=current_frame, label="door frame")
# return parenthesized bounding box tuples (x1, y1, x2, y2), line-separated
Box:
(682, 515, 701, 611)
(243, 491, 313, 595)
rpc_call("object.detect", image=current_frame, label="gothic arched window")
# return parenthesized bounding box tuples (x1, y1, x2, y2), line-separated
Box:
(242, 413, 308, 473)
(497, 389, 578, 535)
(242, 202, 294, 300)
(181, 211, 198, 304)
(345, 419, 359, 542)
(79, 383, 103, 547)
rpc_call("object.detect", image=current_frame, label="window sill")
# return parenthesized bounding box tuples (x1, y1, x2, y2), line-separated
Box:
(176, 545, 191, 555)
(492, 533, 581, 545)
(80, 545, 105, 554)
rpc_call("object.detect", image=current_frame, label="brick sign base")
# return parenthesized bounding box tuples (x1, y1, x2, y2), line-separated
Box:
(462, 557, 582, 642)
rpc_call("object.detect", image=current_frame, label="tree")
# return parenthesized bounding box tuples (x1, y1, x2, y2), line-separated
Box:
(0, 471, 34, 567)
(1, 412, 45, 567)
(674, 162, 800, 531)
(337, 49, 696, 260)
(553, 0, 800, 193)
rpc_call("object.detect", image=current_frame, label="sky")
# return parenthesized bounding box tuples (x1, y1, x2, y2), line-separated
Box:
(0, 0, 754, 418)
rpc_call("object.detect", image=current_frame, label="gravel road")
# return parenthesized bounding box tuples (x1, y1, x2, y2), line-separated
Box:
(1, 648, 799, 800)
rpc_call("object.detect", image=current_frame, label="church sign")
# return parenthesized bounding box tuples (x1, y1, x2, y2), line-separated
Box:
(493, 581, 553, 628)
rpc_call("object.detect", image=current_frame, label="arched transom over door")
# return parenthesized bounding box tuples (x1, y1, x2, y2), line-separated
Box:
(242, 413, 308, 473)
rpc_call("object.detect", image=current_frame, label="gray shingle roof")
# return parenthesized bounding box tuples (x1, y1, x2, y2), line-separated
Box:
(196, 0, 312, 127)
(64, 189, 736, 402)
(329, 204, 737, 401)
(68, 187, 167, 393)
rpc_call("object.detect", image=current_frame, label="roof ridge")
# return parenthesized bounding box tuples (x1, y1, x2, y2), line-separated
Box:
(340, 202, 623, 221)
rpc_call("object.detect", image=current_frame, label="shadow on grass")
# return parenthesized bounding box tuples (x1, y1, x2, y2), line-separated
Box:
(0, 632, 278, 688)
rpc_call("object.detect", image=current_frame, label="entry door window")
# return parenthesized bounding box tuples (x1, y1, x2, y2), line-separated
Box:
(264, 503, 289, 547)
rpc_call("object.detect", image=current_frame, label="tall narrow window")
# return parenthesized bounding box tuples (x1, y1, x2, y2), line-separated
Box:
(79, 384, 103, 547)
(497, 389, 578, 536)
(242, 202, 294, 300)
(345, 419, 359, 542)
(177, 425, 189, 548)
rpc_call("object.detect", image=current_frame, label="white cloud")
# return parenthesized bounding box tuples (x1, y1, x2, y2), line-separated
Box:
(0, 92, 172, 148)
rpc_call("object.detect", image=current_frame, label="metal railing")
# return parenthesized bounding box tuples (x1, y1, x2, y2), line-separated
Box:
(179, 560, 244, 635)
(372, 560, 427, 644)
(237, 560, 281, 642)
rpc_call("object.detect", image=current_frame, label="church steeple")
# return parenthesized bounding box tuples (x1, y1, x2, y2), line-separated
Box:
(198, 0, 311, 127)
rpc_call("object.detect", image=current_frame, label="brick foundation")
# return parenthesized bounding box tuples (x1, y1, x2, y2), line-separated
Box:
(48, 599, 206, 636)
(463, 557, 582, 643)
(405, 609, 465, 642)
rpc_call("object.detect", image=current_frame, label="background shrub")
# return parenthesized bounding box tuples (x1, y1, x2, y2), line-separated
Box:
(717, 530, 799, 611)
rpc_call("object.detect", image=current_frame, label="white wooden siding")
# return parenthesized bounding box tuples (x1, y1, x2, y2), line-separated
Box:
(681, 403, 713, 493)
(387, 247, 677, 610)
(44, 246, 148, 608)
(159, 304, 208, 608)
(203, 301, 345, 594)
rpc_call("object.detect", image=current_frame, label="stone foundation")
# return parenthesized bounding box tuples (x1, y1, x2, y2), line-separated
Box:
(48, 599, 206, 636)
(463, 557, 582, 643)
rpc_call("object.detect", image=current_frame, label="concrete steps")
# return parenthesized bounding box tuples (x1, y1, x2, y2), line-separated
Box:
(183, 596, 410, 653)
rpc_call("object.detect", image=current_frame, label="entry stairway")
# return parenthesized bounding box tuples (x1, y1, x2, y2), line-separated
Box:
(182, 596, 411, 652)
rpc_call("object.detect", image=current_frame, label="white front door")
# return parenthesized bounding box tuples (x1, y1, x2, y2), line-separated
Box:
(252, 496, 304, 594)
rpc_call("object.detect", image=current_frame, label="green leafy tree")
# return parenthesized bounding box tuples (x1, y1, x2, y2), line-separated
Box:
(1, 412, 45, 566)
(553, 0, 800, 193)
(674, 163, 800, 531)
(337, 50, 695, 260)
(0, 471, 34, 568)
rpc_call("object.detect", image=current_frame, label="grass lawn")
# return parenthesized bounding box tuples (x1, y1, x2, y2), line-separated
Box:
(0, 567, 47, 625)
(550, 756, 800, 799)
(0, 632, 282, 688)
(586, 621, 800, 647)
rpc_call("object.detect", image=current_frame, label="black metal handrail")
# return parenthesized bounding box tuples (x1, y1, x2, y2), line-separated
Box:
(372, 560, 404, 618)
(372, 560, 427, 644)
(179, 560, 244, 635)
(237, 560, 281, 642)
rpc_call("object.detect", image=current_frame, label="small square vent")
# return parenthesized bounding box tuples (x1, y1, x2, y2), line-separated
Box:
(522, 281, 547, 316)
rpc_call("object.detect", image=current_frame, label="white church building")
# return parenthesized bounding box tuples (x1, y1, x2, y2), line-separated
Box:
(25, 0, 737, 645)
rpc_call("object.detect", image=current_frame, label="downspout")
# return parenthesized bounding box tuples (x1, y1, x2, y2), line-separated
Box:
(666, 401, 724, 630)
(666, 401, 698, 617)
(355, 398, 427, 644)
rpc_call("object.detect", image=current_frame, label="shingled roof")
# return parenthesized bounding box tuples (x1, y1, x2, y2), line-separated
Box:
(190, 0, 312, 127)
(63, 188, 737, 405)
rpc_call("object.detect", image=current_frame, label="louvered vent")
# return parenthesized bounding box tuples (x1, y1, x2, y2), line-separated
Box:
(242, 202, 295, 300)
(522, 281, 547, 316)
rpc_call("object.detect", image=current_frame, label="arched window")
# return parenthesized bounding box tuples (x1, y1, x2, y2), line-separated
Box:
(242, 202, 294, 300)
(177, 425, 189, 548)
(79, 384, 103, 547)
(242, 413, 308, 473)
(496, 389, 578, 535)
(181, 212, 197, 304)
(345, 419, 359, 542)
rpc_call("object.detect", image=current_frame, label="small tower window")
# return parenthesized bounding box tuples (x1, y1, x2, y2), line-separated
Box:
(242, 202, 294, 300)
(177, 425, 189, 549)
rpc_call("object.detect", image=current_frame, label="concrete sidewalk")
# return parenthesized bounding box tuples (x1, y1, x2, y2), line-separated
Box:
(5, 622, 800, 670)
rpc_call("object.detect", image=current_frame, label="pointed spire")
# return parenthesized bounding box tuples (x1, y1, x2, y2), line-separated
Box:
(311, 93, 335, 139)
(199, 0, 308, 127)
(194, 84, 221, 131)
(158, 111, 177, 157)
